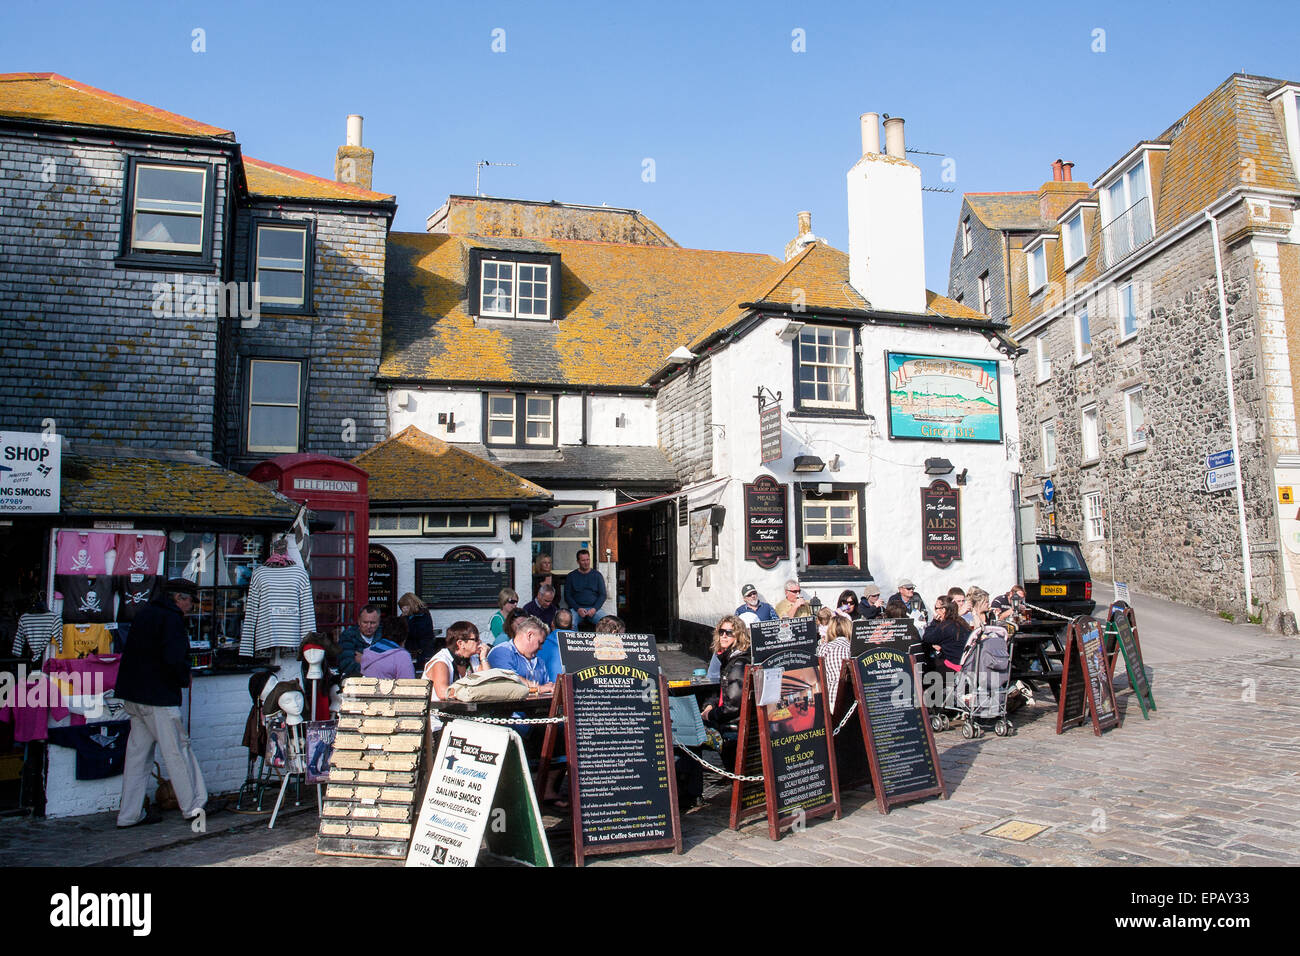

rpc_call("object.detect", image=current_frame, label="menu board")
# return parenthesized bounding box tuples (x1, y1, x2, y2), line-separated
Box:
(414, 547, 514, 609)
(1057, 616, 1119, 735)
(1056, 634, 1088, 731)
(851, 617, 920, 656)
(921, 479, 961, 569)
(549, 631, 681, 864)
(755, 665, 836, 819)
(759, 404, 783, 464)
(744, 476, 788, 569)
(750, 616, 818, 668)
(1111, 607, 1155, 718)
(367, 544, 396, 617)
(852, 645, 945, 812)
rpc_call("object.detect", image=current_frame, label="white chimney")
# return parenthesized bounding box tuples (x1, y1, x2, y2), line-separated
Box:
(346, 114, 364, 147)
(846, 112, 926, 314)
(860, 113, 880, 155)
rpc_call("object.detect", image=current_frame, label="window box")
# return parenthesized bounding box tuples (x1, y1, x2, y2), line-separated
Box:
(468, 248, 562, 320)
(483, 392, 558, 447)
(793, 324, 861, 414)
(794, 483, 869, 580)
(116, 156, 216, 271)
(243, 357, 306, 454)
(251, 216, 315, 314)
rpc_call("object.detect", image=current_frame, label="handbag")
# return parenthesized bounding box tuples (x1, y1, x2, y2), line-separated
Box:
(448, 668, 530, 702)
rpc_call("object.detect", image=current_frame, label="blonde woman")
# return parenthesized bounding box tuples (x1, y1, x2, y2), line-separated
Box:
(488, 587, 519, 646)
(817, 613, 853, 711)
(398, 592, 436, 670)
(700, 615, 751, 766)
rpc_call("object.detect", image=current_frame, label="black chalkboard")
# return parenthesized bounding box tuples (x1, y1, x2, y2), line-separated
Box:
(367, 544, 396, 617)
(1057, 616, 1119, 736)
(750, 616, 819, 668)
(539, 631, 681, 865)
(1056, 630, 1088, 732)
(851, 617, 921, 657)
(414, 547, 514, 609)
(848, 645, 945, 813)
(1111, 607, 1155, 719)
(744, 476, 789, 569)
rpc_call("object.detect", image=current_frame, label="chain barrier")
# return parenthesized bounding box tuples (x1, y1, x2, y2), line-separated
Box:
(430, 710, 566, 726)
(832, 699, 858, 735)
(673, 743, 765, 782)
(1023, 601, 1074, 622)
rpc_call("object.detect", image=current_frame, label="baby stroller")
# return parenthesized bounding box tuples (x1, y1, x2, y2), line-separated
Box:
(933, 623, 1014, 738)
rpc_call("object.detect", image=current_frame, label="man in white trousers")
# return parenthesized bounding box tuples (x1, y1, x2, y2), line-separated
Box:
(115, 578, 208, 827)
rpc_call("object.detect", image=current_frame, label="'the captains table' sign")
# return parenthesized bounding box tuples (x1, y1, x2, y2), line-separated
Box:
(539, 630, 682, 866)
(0, 431, 60, 514)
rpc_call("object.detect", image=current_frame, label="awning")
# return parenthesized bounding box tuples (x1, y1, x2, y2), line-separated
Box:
(536, 477, 729, 528)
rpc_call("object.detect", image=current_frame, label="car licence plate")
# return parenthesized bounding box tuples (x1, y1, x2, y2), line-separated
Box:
(1040, 585, 1067, 596)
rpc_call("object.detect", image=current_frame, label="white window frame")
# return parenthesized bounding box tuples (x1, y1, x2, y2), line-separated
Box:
(1081, 403, 1100, 462)
(1074, 307, 1092, 364)
(1100, 156, 1151, 230)
(1084, 492, 1104, 542)
(1119, 281, 1139, 340)
(1028, 243, 1047, 293)
(978, 272, 991, 315)
(1041, 420, 1057, 472)
(423, 512, 495, 536)
(1124, 385, 1147, 450)
(245, 359, 302, 454)
(131, 163, 207, 253)
(800, 488, 860, 567)
(962, 218, 973, 256)
(480, 260, 551, 320)
(1035, 336, 1052, 383)
(255, 224, 308, 307)
(524, 395, 554, 446)
(795, 325, 857, 411)
(1063, 212, 1086, 268)
(486, 393, 517, 444)
(369, 513, 423, 537)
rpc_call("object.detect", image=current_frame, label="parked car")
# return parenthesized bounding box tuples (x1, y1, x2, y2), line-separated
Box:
(1028, 536, 1095, 620)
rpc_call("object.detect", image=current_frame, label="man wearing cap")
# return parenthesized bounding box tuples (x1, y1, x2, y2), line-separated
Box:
(774, 579, 813, 619)
(888, 579, 929, 617)
(860, 583, 886, 620)
(734, 584, 777, 623)
(115, 578, 209, 827)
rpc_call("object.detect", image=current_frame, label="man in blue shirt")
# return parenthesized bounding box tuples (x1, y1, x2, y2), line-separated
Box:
(563, 549, 608, 628)
(486, 614, 554, 693)
(734, 583, 777, 622)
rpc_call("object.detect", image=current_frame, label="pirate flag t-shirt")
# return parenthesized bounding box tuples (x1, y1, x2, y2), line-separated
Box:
(56, 575, 116, 624)
(113, 533, 165, 576)
(116, 575, 160, 622)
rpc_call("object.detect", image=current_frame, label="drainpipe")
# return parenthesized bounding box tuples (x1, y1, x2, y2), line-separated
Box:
(1206, 210, 1253, 613)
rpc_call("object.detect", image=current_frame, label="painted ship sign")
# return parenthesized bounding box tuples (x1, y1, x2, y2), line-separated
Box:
(886, 353, 1003, 443)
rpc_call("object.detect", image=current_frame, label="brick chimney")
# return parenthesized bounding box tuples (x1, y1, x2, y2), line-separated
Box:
(846, 112, 926, 313)
(334, 114, 374, 191)
(1051, 159, 1064, 182)
(784, 210, 822, 261)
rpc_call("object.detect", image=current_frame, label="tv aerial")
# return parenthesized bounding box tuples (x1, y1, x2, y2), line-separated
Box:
(475, 160, 517, 196)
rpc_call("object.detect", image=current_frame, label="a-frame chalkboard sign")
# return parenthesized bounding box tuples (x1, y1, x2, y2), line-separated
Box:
(727, 659, 841, 839)
(1056, 616, 1120, 736)
(830, 646, 946, 813)
(536, 630, 682, 867)
(1110, 604, 1155, 719)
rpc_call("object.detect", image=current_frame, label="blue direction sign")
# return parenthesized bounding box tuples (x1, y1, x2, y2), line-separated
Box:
(1042, 478, 1055, 503)
(1207, 449, 1234, 470)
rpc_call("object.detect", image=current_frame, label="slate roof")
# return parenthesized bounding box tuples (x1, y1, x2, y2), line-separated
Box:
(353, 426, 552, 505)
(429, 195, 678, 247)
(242, 157, 394, 204)
(60, 448, 301, 522)
(378, 232, 781, 388)
(964, 192, 1053, 231)
(0, 72, 233, 139)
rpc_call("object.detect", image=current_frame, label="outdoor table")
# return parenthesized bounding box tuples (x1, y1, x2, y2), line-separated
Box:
(668, 678, 720, 701)
(1009, 627, 1065, 701)
(431, 694, 554, 718)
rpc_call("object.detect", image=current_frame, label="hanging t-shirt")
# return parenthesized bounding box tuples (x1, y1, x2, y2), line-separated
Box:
(12, 611, 61, 662)
(47, 722, 131, 780)
(113, 533, 165, 575)
(56, 623, 112, 660)
(55, 531, 114, 575)
(56, 575, 116, 623)
(116, 575, 159, 622)
(44, 654, 122, 698)
(0, 676, 51, 742)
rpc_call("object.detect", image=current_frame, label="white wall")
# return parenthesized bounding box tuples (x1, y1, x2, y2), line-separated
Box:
(675, 315, 1022, 627)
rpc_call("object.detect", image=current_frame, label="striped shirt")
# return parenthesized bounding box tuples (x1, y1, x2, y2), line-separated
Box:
(13, 611, 61, 662)
(239, 564, 317, 656)
(817, 637, 853, 713)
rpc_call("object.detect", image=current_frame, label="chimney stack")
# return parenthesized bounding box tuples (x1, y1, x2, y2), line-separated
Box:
(847, 111, 926, 314)
(1051, 159, 1064, 182)
(1062, 161, 1074, 182)
(883, 116, 906, 158)
(860, 112, 880, 156)
(335, 114, 374, 191)
(784, 210, 821, 261)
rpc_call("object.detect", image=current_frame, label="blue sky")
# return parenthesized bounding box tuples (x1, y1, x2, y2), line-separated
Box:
(4, 0, 1296, 290)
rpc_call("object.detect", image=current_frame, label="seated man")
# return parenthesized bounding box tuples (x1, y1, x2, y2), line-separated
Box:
(539, 608, 572, 679)
(522, 584, 559, 629)
(338, 605, 382, 679)
(734, 583, 777, 622)
(564, 549, 608, 629)
(774, 579, 812, 619)
(990, 585, 1027, 622)
(486, 614, 554, 694)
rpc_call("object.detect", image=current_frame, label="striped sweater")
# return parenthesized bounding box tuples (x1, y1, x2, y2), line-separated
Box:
(13, 611, 61, 662)
(239, 564, 316, 656)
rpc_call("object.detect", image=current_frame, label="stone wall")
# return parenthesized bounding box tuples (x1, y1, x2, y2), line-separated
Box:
(0, 132, 233, 454)
(656, 356, 713, 484)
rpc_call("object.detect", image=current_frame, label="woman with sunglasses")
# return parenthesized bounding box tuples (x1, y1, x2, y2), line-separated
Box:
(488, 587, 519, 648)
(700, 615, 752, 767)
(836, 589, 862, 621)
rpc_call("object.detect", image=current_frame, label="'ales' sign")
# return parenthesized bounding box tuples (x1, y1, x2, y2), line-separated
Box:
(921, 480, 960, 569)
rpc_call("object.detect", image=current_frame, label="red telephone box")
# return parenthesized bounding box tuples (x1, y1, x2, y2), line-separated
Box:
(248, 454, 369, 637)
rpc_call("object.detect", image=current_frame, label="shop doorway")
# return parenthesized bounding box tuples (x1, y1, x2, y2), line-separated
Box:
(0, 522, 52, 815)
(615, 503, 677, 640)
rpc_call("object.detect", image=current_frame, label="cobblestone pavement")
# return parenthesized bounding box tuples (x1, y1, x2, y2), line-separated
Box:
(6, 593, 1299, 867)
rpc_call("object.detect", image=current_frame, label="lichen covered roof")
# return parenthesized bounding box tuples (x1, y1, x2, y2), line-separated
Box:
(964, 192, 1053, 231)
(0, 72, 233, 139)
(61, 453, 301, 521)
(379, 233, 781, 388)
(242, 156, 394, 203)
(431, 195, 678, 247)
(353, 426, 552, 504)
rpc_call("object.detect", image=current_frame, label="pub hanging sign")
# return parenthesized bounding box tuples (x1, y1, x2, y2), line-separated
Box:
(921, 479, 961, 569)
(744, 475, 789, 569)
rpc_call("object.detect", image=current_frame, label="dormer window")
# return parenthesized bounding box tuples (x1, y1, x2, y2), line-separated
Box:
(1098, 149, 1161, 268)
(1062, 212, 1086, 267)
(469, 249, 562, 321)
(1028, 243, 1048, 293)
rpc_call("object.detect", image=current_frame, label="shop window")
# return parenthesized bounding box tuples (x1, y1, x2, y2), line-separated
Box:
(797, 485, 866, 575)
(794, 324, 859, 412)
(424, 512, 495, 535)
(119, 157, 215, 268)
(253, 219, 314, 312)
(245, 358, 305, 454)
(483, 392, 557, 447)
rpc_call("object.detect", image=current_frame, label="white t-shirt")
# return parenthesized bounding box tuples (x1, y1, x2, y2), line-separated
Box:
(422, 648, 482, 701)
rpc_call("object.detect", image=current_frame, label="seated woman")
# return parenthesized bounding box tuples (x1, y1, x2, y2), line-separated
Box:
(488, 588, 519, 647)
(836, 589, 862, 621)
(817, 613, 853, 712)
(360, 617, 415, 679)
(700, 615, 751, 768)
(923, 596, 969, 674)
(422, 620, 488, 701)
(399, 592, 438, 672)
